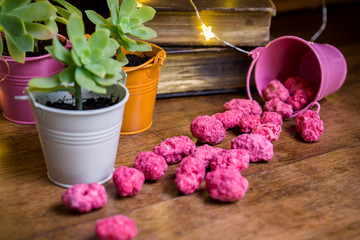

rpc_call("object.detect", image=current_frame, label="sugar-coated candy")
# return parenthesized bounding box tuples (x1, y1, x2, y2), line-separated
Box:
(223, 98, 262, 116)
(212, 110, 244, 130)
(286, 87, 315, 110)
(284, 76, 311, 95)
(262, 79, 290, 102)
(253, 123, 281, 142)
(264, 98, 293, 118)
(134, 151, 168, 181)
(113, 166, 145, 197)
(95, 214, 137, 240)
(261, 111, 283, 126)
(190, 115, 226, 145)
(231, 133, 274, 162)
(175, 156, 206, 195)
(209, 149, 250, 173)
(191, 144, 223, 168)
(61, 182, 107, 213)
(153, 135, 196, 164)
(205, 168, 249, 202)
(296, 110, 324, 142)
(239, 114, 261, 133)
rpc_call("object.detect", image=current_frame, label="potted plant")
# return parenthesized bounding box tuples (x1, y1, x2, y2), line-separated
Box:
(26, 13, 129, 188)
(0, 0, 80, 124)
(85, 0, 166, 135)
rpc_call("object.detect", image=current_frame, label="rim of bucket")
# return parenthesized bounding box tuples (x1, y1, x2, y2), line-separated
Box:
(254, 35, 325, 117)
(1, 34, 70, 62)
(123, 42, 166, 73)
(25, 83, 129, 116)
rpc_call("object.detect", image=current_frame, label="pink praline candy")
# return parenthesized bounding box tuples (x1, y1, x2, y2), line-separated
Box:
(95, 214, 137, 240)
(61, 182, 107, 213)
(190, 115, 226, 145)
(261, 111, 283, 126)
(134, 151, 168, 181)
(262, 79, 290, 102)
(253, 123, 281, 142)
(211, 110, 244, 130)
(191, 144, 223, 168)
(264, 98, 293, 118)
(113, 166, 145, 197)
(296, 110, 324, 142)
(239, 114, 261, 133)
(209, 149, 250, 172)
(205, 168, 249, 202)
(223, 98, 262, 116)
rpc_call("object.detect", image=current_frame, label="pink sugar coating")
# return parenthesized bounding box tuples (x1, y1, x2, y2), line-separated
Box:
(153, 135, 196, 164)
(231, 133, 274, 162)
(191, 144, 223, 169)
(261, 111, 283, 126)
(284, 76, 312, 95)
(134, 151, 168, 181)
(253, 123, 282, 142)
(296, 110, 324, 142)
(61, 182, 107, 213)
(205, 168, 249, 202)
(113, 166, 145, 197)
(95, 214, 137, 240)
(264, 98, 293, 119)
(175, 156, 206, 195)
(190, 115, 226, 145)
(223, 98, 262, 116)
(286, 87, 315, 110)
(239, 114, 261, 133)
(211, 110, 244, 130)
(209, 149, 250, 173)
(262, 79, 290, 102)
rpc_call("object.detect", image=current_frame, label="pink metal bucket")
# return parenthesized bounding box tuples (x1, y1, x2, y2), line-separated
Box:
(246, 35, 347, 117)
(0, 35, 69, 124)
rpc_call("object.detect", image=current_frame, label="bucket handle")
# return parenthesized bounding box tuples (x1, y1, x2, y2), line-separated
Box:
(0, 56, 10, 84)
(146, 49, 166, 78)
(246, 47, 264, 100)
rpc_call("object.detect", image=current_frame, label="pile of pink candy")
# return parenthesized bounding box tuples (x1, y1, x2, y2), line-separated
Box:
(60, 76, 324, 240)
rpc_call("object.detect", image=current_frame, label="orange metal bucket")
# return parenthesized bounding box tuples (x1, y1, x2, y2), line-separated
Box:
(121, 42, 166, 135)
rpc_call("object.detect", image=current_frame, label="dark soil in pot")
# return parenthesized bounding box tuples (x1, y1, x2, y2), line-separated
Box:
(45, 97, 119, 110)
(125, 54, 152, 67)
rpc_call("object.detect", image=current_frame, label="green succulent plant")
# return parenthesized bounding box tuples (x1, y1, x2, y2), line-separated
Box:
(85, 0, 157, 65)
(28, 13, 126, 110)
(0, 0, 81, 63)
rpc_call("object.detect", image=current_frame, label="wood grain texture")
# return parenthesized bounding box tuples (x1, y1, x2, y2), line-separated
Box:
(1, 2, 360, 240)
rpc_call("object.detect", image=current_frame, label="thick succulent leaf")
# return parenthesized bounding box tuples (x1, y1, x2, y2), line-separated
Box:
(129, 26, 157, 39)
(101, 58, 123, 75)
(28, 75, 60, 90)
(85, 63, 106, 78)
(85, 10, 108, 25)
(106, 0, 119, 14)
(52, 0, 82, 17)
(110, 4, 119, 26)
(12, 2, 57, 21)
(0, 14, 27, 37)
(93, 74, 120, 86)
(46, 37, 72, 65)
(71, 50, 82, 67)
(128, 18, 141, 28)
(130, 6, 156, 23)
(119, 32, 137, 44)
(71, 36, 87, 56)
(121, 39, 138, 52)
(24, 22, 53, 40)
(88, 48, 103, 63)
(4, 34, 25, 63)
(6, 31, 33, 52)
(116, 52, 129, 66)
(96, 24, 117, 36)
(75, 68, 106, 94)
(59, 65, 76, 85)
(119, 0, 137, 17)
(102, 38, 119, 58)
(54, 6, 71, 20)
(2, 0, 30, 13)
(0, 39, 3, 57)
(136, 41, 152, 52)
(87, 29, 109, 50)
(44, 19, 58, 35)
(67, 13, 85, 42)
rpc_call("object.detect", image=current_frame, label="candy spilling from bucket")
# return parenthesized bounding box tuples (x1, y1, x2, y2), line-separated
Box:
(246, 35, 347, 117)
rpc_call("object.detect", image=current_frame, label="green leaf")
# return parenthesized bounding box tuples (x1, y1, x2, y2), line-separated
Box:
(67, 13, 85, 42)
(121, 40, 138, 52)
(71, 36, 87, 56)
(4, 34, 25, 63)
(116, 53, 129, 66)
(93, 74, 119, 86)
(52, 0, 82, 17)
(0, 14, 27, 37)
(59, 65, 76, 85)
(45, 19, 58, 35)
(54, 6, 71, 20)
(119, 0, 137, 17)
(46, 37, 72, 64)
(2, 0, 30, 13)
(129, 26, 157, 39)
(0, 38, 3, 57)
(5, 31, 33, 52)
(24, 22, 53, 40)
(128, 18, 141, 28)
(106, 0, 119, 14)
(75, 68, 106, 94)
(102, 38, 119, 58)
(85, 64, 106, 78)
(136, 41, 152, 51)
(87, 29, 109, 50)
(110, 4, 119, 26)
(28, 75, 60, 90)
(102, 58, 123, 75)
(130, 6, 156, 23)
(13, 2, 57, 21)
(87, 48, 103, 63)
(85, 10, 108, 25)
(71, 50, 82, 67)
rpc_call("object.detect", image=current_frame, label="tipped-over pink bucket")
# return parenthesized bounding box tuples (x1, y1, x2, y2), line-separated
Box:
(246, 35, 347, 117)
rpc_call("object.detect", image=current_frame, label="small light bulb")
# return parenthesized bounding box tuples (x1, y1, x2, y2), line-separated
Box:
(201, 24, 215, 41)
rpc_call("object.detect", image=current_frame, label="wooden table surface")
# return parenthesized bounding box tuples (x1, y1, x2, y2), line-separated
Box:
(1, 2, 360, 240)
